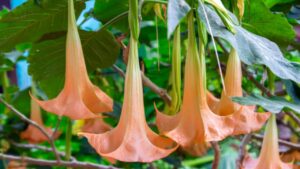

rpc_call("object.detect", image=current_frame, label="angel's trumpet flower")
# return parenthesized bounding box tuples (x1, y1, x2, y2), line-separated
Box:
(208, 49, 270, 135)
(156, 12, 270, 151)
(21, 98, 60, 144)
(79, 0, 177, 162)
(242, 114, 293, 169)
(31, 0, 113, 120)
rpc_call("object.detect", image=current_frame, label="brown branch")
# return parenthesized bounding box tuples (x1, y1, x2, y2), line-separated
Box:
(0, 97, 61, 162)
(211, 141, 220, 169)
(0, 154, 118, 169)
(285, 111, 300, 127)
(236, 134, 252, 169)
(52, 117, 62, 139)
(252, 134, 300, 150)
(10, 141, 76, 161)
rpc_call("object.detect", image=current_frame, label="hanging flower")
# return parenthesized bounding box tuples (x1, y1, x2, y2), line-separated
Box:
(242, 115, 293, 169)
(156, 12, 270, 151)
(31, 0, 113, 120)
(208, 49, 270, 136)
(79, 35, 178, 162)
(21, 98, 60, 144)
(79, 0, 177, 162)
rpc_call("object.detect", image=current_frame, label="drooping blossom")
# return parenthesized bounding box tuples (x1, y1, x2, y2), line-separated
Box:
(78, 0, 178, 162)
(21, 98, 60, 144)
(208, 49, 270, 135)
(242, 114, 293, 169)
(31, 0, 113, 120)
(156, 12, 270, 152)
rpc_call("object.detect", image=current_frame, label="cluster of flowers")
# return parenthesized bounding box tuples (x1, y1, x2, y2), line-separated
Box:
(20, 0, 294, 168)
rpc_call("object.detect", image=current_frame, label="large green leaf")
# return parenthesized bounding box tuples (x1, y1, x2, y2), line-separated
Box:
(93, 0, 128, 31)
(167, 0, 191, 38)
(28, 30, 120, 98)
(243, 0, 295, 46)
(197, 5, 300, 83)
(232, 94, 300, 114)
(0, 0, 84, 52)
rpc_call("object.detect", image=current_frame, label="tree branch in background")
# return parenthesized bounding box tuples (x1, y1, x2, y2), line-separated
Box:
(10, 141, 76, 161)
(252, 134, 300, 150)
(211, 141, 220, 169)
(0, 154, 119, 169)
(0, 97, 61, 162)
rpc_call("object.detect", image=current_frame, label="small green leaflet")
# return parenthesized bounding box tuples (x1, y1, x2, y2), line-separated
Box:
(232, 94, 300, 114)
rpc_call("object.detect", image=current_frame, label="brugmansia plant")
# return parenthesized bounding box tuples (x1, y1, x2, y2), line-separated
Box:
(0, 0, 299, 168)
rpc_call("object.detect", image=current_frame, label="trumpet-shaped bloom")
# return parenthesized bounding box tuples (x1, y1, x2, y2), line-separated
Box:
(31, 0, 113, 120)
(79, 34, 178, 162)
(208, 49, 270, 136)
(242, 115, 293, 169)
(21, 99, 60, 144)
(156, 12, 270, 150)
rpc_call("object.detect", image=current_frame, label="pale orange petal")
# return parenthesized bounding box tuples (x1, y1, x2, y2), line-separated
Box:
(81, 118, 112, 134)
(242, 115, 293, 169)
(31, 0, 113, 120)
(79, 31, 177, 162)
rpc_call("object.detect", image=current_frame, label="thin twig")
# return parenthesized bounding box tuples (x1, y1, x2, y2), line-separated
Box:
(211, 141, 220, 169)
(285, 111, 300, 127)
(252, 134, 300, 150)
(236, 134, 252, 169)
(52, 117, 62, 139)
(0, 97, 61, 162)
(10, 141, 76, 161)
(0, 154, 118, 169)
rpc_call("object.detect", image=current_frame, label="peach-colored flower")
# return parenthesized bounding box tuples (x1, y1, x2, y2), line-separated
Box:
(79, 33, 178, 162)
(21, 99, 60, 144)
(7, 161, 26, 169)
(242, 115, 293, 169)
(208, 49, 270, 135)
(156, 12, 270, 151)
(31, 0, 113, 120)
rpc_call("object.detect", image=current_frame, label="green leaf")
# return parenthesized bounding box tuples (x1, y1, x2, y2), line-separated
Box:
(284, 80, 300, 104)
(232, 94, 300, 114)
(167, 0, 191, 38)
(263, 0, 295, 8)
(0, 0, 84, 52)
(243, 0, 295, 46)
(28, 30, 120, 98)
(197, 5, 300, 83)
(94, 0, 129, 31)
